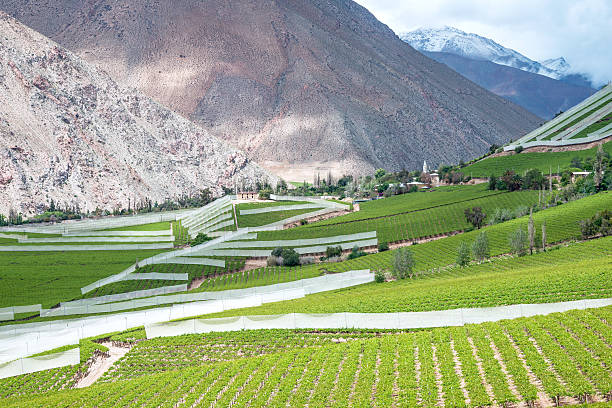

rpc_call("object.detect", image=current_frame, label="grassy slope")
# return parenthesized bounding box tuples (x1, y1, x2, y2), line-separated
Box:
(254, 189, 540, 243)
(200, 236, 612, 317)
(461, 141, 612, 177)
(0, 250, 167, 308)
(104, 221, 172, 231)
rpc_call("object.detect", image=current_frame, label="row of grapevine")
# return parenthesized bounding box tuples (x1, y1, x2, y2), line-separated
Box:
(5, 306, 610, 406)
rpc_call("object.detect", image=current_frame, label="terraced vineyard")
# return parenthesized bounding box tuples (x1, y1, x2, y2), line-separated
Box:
(256, 189, 540, 243)
(462, 141, 612, 177)
(0, 249, 167, 309)
(203, 237, 612, 316)
(3, 306, 610, 407)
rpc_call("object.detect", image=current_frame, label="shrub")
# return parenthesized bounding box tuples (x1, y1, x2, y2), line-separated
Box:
(299, 256, 315, 266)
(488, 208, 513, 225)
(299, 219, 308, 225)
(392, 247, 416, 279)
(378, 242, 389, 252)
(347, 245, 367, 260)
(456, 242, 471, 267)
(580, 210, 612, 238)
(266, 255, 281, 267)
(514, 145, 524, 154)
(464, 207, 486, 229)
(280, 248, 300, 266)
(374, 270, 385, 283)
(472, 231, 490, 262)
(190, 233, 212, 246)
(325, 246, 343, 259)
(488, 175, 498, 190)
(509, 228, 527, 256)
(271, 247, 284, 257)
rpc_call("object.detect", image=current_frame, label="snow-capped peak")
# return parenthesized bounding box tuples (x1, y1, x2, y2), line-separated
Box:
(541, 57, 570, 76)
(400, 26, 568, 80)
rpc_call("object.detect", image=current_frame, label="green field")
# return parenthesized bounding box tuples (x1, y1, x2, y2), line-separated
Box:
(0, 250, 167, 308)
(254, 189, 539, 243)
(104, 221, 172, 231)
(235, 201, 322, 227)
(201, 237, 612, 317)
(462, 141, 612, 177)
(3, 306, 610, 407)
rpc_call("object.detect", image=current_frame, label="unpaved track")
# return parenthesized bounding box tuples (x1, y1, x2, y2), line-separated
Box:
(75, 342, 131, 388)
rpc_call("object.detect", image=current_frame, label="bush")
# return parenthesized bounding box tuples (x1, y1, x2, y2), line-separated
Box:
(392, 247, 416, 279)
(514, 145, 524, 154)
(347, 245, 367, 260)
(456, 242, 471, 267)
(271, 247, 284, 257)
(464, 207, 486, 229)
(378, 242, 389, 252)
(472, 231, 490, 262)
(580, 210, 612, 238)
(299, 256, 315, 266)
(488, 208, 513, 225)
(509, 228, 527, 256)
(190, 233, 212, 246)
(325, 246, 343, 259)
(281, 248, 300, 266)
(266, 255, 282, 267)
(374, 270, 385, 283)
(258, 188, 272, 200)
(299, 219, 308, 225)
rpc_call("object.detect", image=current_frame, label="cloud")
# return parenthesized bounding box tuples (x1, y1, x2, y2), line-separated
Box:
(355, 0, 611, 86)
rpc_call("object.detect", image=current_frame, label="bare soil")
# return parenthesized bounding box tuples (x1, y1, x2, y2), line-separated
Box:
(75, 342, 131, 388)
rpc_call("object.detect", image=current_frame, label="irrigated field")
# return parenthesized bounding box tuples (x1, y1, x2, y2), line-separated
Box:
(3, 306, 610, 407)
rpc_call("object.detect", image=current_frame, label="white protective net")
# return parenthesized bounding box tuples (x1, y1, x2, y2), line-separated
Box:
(0, 348, 80, 379)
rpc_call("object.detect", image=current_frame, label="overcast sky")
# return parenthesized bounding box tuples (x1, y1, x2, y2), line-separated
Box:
(354, 0, 611, 86)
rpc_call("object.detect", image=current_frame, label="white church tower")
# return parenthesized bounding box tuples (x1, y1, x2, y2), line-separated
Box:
(423, 160, 428, 174)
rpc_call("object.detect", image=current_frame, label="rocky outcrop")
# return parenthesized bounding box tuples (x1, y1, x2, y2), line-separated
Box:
(0, 12, 275, 215)
(3, 0, 541, 176)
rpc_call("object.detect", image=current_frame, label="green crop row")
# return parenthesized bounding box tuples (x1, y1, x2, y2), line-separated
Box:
(4, 306, 610, 407)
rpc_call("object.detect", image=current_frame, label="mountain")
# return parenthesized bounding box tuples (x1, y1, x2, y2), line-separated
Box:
(402, 26, 593, 86)
(421, 51, 595, 119)
(0, 11, 274, 216)
(2, 0, 541, 178)
(402, 27, 596, 119)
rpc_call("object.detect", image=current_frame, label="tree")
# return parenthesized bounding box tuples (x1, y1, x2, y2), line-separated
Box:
(392, 247, 416, 279)
(488, 175, 498, 190)
(501, 170, 522, 191)
(378, 242, 389, 252)
(472, 231, 490, 262)
(509, 227, 527, 256)
(542, 220, 547, 252)
(464, 207, 486, 229)
(374, 168, 386, 180)
(456, 242, 471, 267)
(523, 169, 544, 190)
(528, 208, 535, 255)
(281, 248, 300, 266)
(594, 144, 607, 189)
(325, 246, 342, 259)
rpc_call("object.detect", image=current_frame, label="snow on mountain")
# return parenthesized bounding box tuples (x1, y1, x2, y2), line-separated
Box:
(401, 26, 569, 80)
(541, 57, 571, 76)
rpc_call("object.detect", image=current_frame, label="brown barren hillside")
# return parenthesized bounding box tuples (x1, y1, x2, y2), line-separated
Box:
(3, 0, 542, 177)
(0, 12, 274, 215)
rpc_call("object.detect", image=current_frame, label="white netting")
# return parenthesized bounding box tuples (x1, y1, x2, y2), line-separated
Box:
(0, 348, 80, 379)
(20, 236, 174, 243)
(239, 203, 322, 215)
(64, 230, 172, 237)
(154, 257, 225, 266)
(0, 328, 80, 364)
(123, 273, 188, 281)
(460, 305, 522, 324)
(207, 231, 376, 249)
(0, 243, 174, 252)
(0, 311, 13, 321)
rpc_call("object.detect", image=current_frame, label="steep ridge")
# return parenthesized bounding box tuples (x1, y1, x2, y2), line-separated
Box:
(0, 12, 275, 215)
(2, 0, 541, 177)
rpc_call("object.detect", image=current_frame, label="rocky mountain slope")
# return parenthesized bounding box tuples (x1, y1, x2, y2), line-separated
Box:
(2, 0, 541, 177)
(0, 12, 274, 216)
(422, 51, 595, 119)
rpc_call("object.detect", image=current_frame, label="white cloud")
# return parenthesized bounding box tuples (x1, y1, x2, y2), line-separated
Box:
(355, 0, 611, 86)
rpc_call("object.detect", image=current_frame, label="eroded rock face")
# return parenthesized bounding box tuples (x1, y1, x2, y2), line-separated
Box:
(3, 0, 541, 176)
(0, 12, 275, 215)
